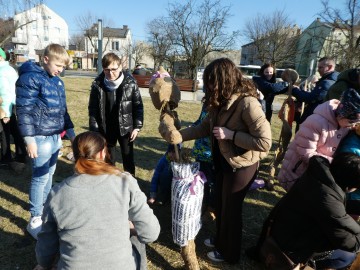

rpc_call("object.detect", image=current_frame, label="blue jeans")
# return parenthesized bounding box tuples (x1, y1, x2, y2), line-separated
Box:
(315, 249, 356, 269)
(29, 135, 61, 217)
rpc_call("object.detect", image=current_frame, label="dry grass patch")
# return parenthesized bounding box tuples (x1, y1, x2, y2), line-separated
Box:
(0, 76, 286, 269)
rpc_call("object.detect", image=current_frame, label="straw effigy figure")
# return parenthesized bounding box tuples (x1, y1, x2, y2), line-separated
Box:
(148, 67, 201, 270)
(149, 67, 182, 145)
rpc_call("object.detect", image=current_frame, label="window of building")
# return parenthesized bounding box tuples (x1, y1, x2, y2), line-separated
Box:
(112, 41, 119, 51)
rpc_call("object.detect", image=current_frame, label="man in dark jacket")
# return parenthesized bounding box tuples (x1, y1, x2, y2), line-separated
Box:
(292, 56, 339, 125)
(88, 53, 143, 175)
(248, 153, 360, 269)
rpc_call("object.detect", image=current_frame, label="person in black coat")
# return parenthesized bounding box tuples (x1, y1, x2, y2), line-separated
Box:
(248, 153, 360, 269)
(88, 53, 144, 175)
(252, 63, 288, 123)
(132, 64, 146, 76)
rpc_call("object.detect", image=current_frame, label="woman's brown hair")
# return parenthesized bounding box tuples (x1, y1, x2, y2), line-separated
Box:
(259, 63, 276, 83)
(102, 52, 121, 68)
(73, 131, 121, 176)
(203, 58, 257, 110)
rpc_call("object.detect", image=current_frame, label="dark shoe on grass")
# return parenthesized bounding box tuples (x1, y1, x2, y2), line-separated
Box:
(245, 246, 261, 262)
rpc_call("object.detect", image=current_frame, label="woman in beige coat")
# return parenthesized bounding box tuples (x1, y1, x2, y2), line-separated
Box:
(172, 58, 272, 264)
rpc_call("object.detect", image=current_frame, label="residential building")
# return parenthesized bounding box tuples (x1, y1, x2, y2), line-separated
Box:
(11, 4, 68, 62)
(173, 49, 241, 77)
(204, 50, 241, 67)
(240, 42, 262, 66)
(240, 25, 301, 68)
(295, 18, 360, 77)
(84, 24, 132, 70)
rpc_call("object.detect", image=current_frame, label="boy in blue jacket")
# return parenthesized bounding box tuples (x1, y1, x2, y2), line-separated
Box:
(16, 44, 75, 239)
(148, 144, 180, 205)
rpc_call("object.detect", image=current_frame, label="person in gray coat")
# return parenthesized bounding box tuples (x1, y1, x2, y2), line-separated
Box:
(34, 131, 160, 270)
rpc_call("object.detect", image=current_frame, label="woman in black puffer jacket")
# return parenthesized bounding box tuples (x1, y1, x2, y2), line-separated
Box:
(88, 53, 143, 175)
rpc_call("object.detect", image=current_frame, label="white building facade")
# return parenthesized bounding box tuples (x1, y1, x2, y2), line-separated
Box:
(12, 4, 68, 62)
(84, 25, 132, 69)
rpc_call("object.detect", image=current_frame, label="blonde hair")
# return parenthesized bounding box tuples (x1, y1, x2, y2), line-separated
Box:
(43, 44, 70, 65)
(73, 131, 121, 176)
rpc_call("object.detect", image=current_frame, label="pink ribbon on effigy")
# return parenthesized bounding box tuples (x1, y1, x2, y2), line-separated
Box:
(174, 171, 207, 195)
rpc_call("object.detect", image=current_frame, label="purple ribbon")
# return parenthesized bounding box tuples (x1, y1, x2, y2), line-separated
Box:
(174, 171, 207, 195)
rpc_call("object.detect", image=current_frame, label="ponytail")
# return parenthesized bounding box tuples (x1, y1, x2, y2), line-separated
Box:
(73, 131, 122, 176)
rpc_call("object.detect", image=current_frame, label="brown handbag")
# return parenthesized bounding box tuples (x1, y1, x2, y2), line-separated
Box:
(259, 235, 301, 270)
(259, 193, 314, 270)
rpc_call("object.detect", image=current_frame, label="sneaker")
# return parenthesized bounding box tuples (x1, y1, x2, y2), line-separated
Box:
(207, 250, 224, 262)
(204, 237, 215, 248)
(250, 179, 266, 190)
(26, 216, 42, 240)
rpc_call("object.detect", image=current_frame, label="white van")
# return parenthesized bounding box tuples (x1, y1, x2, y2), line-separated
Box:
(238, 65, 261, 79)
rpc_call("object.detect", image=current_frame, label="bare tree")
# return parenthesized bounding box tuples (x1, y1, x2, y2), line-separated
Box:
(243, 10, 300, 67)
(318, 0, 360, 69)
(69, 34, 85, 50)
(0, 0, 39, 17)
(172, 0, 239, 79)
(75, 11, 98, 52)
(125, 41, 150, 66)
(0, 0, 41, 46)
(75, 12, 118, 53)
(147, 0, 239, 80)
(146, 17, 174, 69)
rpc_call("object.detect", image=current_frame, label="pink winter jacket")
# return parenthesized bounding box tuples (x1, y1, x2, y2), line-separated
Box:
(277, 100, 350, 191)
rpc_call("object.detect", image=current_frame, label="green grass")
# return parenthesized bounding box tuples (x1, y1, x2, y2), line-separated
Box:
(0, 77, 286, 269)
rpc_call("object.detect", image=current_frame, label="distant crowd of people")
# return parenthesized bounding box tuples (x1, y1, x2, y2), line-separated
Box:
(1, 43, 360, 270)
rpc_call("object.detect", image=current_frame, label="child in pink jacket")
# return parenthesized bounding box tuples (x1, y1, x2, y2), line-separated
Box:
(278, 88, 360, 191)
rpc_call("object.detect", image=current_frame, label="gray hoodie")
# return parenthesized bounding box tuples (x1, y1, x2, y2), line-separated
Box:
(36, 173, 160, 269)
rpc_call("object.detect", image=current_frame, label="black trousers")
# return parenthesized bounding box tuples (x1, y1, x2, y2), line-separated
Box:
(106, 131, 135, 175)
(1, 113, 27, 163)
(199, 160, 216, 210)
(214, 161, 258, 263)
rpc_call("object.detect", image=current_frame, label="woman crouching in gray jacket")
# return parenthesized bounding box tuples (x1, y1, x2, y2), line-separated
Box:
(34, 131, 160, 270)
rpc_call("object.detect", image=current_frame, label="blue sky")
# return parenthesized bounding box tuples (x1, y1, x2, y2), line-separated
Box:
(45, 0, 341, 48)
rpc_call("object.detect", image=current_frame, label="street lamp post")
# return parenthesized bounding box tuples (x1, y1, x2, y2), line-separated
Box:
(97, 19, 103, 74)
(128, 43, 132, 72)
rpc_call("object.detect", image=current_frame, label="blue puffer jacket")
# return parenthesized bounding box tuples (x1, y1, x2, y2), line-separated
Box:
(16, 61, 74, 137)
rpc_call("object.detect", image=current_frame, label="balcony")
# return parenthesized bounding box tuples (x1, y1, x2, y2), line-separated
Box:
(14, 49, 29, 55)
(12, 37, 28, 45)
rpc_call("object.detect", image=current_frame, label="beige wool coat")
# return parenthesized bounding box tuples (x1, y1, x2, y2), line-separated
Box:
(180, 94, 272, 169)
